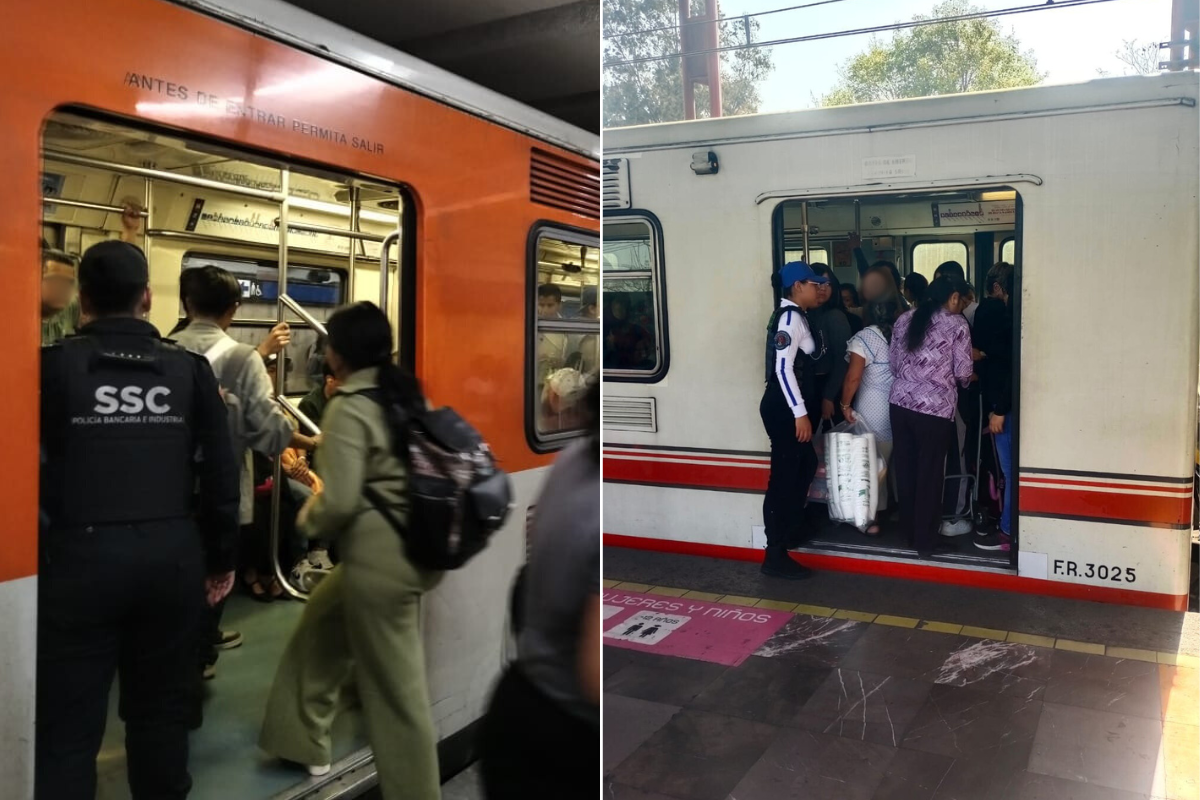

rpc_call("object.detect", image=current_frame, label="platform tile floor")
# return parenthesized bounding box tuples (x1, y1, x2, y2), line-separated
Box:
(604, 612, 1199, 800)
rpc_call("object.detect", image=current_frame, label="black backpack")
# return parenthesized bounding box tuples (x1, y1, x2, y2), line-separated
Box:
(359, 389, 513, 571)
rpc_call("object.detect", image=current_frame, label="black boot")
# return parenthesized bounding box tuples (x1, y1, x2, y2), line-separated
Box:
(761, 545, 814, 580)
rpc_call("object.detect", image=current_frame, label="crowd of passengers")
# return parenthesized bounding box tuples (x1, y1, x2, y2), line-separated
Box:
(37, 203, 599, 800)
(759, 231, 1015, 580)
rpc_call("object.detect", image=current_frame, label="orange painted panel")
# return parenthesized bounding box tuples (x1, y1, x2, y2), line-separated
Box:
(0, 0, 597, 583)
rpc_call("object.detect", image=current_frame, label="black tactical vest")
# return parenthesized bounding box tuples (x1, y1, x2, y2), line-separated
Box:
(763, 305, 818, 412)
(44, 333, 198, 526)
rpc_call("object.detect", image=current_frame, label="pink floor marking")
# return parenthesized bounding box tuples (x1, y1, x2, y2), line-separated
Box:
(601, 590, 794, 666)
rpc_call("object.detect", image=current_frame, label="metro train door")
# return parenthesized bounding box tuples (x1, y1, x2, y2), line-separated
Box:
(267, 178, 402, 599)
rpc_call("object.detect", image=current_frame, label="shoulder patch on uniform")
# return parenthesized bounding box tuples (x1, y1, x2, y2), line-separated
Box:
(774, 330, 792, 350)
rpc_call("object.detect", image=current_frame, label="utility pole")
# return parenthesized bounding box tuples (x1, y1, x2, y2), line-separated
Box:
(679, 0, 723, 119)
(1164, 0, 1199, 70)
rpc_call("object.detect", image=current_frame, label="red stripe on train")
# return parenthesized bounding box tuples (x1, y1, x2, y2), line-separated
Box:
(1021, 477, 1193, 494)
(604, 455, 768, 492)
(603, 533, 1190, 611)
(603, 450, 770, 466)
(1019, 486, 1192, 525)
(605, 456, 1194, 526)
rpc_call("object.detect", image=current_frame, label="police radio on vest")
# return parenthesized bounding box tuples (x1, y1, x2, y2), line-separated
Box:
(94, 385, 172, 415)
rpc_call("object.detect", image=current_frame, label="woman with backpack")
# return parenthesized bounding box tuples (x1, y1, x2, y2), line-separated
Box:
(259, 302, 443, 799)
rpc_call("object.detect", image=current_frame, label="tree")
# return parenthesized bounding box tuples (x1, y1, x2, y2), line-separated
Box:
(603, 0, 773, 128)
(1114, 39, 1161, 75)
(820, 1, 1043, 107)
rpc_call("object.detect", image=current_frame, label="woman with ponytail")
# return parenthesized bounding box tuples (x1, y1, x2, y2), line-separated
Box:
(260, 302, 442, 799)
(888, 276, 974, 558)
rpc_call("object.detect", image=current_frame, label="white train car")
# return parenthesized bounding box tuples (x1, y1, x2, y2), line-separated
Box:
(601, 73, 1198, 611)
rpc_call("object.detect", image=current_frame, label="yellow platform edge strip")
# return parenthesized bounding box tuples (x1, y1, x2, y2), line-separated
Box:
(603, 580, 1197, 660)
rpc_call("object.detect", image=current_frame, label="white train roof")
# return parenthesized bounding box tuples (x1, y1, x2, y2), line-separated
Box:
(603, 72, 1199, 154)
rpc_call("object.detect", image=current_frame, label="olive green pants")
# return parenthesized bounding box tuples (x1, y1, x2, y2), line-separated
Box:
(259, 566, 440, 800)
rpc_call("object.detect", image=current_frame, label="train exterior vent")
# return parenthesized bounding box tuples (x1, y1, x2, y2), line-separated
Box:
(530, 148, 600, 219)
(602, 396, 657, 433)
(602, 158, 631, 210)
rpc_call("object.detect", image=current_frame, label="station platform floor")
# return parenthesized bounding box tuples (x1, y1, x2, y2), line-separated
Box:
(603, 547, 1200, 800)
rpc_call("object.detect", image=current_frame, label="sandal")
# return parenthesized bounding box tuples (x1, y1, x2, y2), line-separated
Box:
(242, 570, 270, 602)
(265, 575, 286, 601)
(863, 523, 882, 537)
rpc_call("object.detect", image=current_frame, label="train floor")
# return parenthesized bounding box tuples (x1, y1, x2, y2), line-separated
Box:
(97, 592, 369, 800)
(802, 505, 1010, 569)
(603, 547, 1200, 800)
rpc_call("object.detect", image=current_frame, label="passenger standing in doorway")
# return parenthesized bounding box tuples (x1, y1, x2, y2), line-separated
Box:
(889, 276, 974, 558)
(173, 266, 319, 679)
(480, 379, 600, 799)
(759, 261, 827, 579)
(37, 240, 240, 799)
(848, 232, 903, 296)
(809, 264, 854, 422)
(841, 284, 862, 320)
(260, 302, 442, 799)
(40, 249, 80, 346)
(168, 267, 291, 360)
(973, 262, 1015, 552)
(932, 260, 976, 536)
(934, 261, 978, 326)
(41, 203, 143, 345)
(840, 295, 903, 535)
(903, 273, 928, 307)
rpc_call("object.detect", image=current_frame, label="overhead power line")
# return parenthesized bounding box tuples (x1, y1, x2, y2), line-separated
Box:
(603, 0, 1127, 68)
(607, 0, 853, 40)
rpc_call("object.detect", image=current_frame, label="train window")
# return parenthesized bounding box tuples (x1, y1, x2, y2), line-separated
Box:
(602, 214, 667, 381)
(1000, 238, 1015, 264)
(785, 248, 829, 266)
(912, 241, 968, 281)
(180, 253, 346, 395)
(529, 226, 600, 449)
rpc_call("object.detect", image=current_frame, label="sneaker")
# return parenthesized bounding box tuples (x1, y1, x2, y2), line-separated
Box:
(202, 663, 217, 681)
(214, 630, 243, 650)
(307, 547, 334, 571)
(974, 532, 1012, 551)
(308, 764, 331, 777)
(940, 519, 972, 537)
(289, 557, 314, 591)
(760, 546, 814, 580)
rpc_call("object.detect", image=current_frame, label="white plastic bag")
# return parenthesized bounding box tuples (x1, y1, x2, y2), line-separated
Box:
(823, 424, 842, 518)
(824, 417, 881, 532)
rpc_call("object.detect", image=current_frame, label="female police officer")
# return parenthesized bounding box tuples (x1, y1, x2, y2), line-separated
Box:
(760, 261, 827, 580)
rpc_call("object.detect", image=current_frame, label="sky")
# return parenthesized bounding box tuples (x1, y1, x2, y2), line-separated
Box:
(608, 0, 1175, 115)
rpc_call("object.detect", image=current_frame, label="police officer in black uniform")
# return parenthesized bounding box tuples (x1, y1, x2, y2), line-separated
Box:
(760, 261, 828, 580)
(37, 239, 240, 799)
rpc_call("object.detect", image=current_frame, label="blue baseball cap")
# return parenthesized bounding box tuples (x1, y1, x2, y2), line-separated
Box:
(779, 260, 829, 289)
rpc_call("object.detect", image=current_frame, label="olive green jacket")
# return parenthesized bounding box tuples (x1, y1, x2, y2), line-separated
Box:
(41, 299, 80, 346)
(300, 367, 440, 592)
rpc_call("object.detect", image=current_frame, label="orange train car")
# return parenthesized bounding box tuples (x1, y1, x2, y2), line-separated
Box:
(0, 0, 599, 796)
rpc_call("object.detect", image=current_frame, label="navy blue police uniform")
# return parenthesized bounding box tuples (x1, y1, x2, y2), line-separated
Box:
(759, 262, 828, 578)
(36, 240, 239, 800)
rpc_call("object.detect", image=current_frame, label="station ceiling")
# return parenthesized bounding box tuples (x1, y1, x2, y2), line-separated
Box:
(284, 0, 600, 133)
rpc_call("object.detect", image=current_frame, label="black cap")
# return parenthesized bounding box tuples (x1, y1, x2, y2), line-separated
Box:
(79, 240, 148, 294)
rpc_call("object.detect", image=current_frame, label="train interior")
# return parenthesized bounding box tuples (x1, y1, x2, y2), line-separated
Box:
(41, 109, 410, 799)
(776, 191, 1020, 572)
